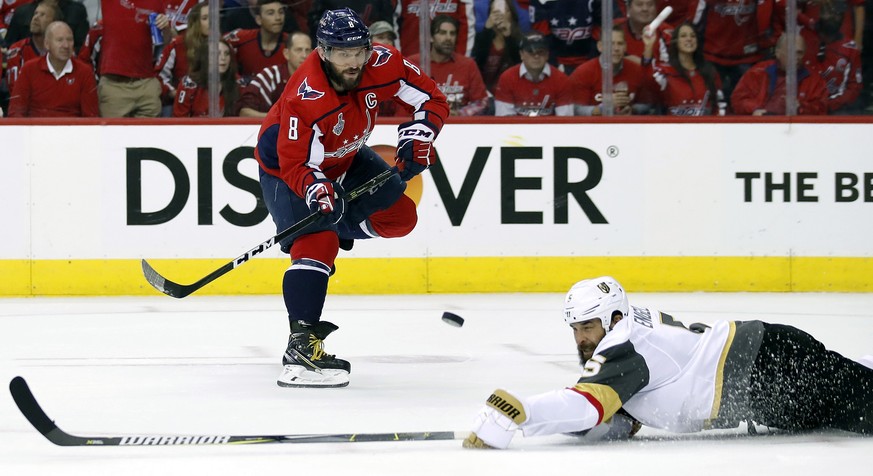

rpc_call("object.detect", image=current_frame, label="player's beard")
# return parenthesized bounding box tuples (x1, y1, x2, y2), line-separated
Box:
(325, 61, 364, 92)
(577, 343, 596, 364)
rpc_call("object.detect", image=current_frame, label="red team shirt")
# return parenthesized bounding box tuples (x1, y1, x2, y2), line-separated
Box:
(801, 29, 863, 113)
(649, 62, 725, 115)
(493, 64, 573, 116)
(255, 44, 449, 198)
(172, 75, 226, 117)
(156, 31, 190, 98)
(569, 57, 647, 106)
(236, 64, 291, 114)
(223, 28, 288, 78)
(395, 0, 475, 55)
(4, 37, 44, 94)
(407, 52, 488, 115)
(693, 0, 764, 66)
(100, 0, 170, 78)
(8, 56, 99, 117)
(731, 59, 829, 115)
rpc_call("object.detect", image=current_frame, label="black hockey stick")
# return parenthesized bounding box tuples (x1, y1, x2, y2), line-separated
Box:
(9, 376, 464, 446)
(142, 169, 396, 298)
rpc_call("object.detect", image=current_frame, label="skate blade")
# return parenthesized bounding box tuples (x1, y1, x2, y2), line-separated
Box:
(277, 365, 350, 388)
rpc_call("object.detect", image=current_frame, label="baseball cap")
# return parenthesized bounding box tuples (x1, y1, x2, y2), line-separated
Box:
(369, 21, 397, 40)
(520, 33, 548, 52)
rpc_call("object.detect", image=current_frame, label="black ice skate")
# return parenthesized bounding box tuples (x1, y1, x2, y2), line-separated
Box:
(278, 320, 350, 388)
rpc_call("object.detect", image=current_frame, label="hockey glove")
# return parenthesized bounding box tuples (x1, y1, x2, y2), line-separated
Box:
(395, 120, 438, 181)
(305, 178, 345, 224)
(462, 389, 528, 450)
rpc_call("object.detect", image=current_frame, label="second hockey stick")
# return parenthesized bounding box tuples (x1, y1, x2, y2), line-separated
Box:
(142, 169, 396, 298)
(10, 376, 464, 446)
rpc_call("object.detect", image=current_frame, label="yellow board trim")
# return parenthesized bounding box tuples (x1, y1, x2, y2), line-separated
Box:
(0, 256, 872, 296)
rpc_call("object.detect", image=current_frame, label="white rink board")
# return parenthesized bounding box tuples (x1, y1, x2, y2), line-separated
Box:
(2, 122, 872, 260)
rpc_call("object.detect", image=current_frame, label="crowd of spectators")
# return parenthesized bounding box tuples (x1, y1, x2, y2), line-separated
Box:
(0, 0, 870, 118)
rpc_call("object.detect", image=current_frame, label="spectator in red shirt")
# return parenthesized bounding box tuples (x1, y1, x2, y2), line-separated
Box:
(156, 2, 208, 114)
(644, 21, 725, 115)
(494, 32, 573, 116)
(77, 20, 102, 80)
(622, 0, 672, 65)
(570, 24, 650, 116)
(5, 0, 61, 95)
(98, 0, 175, 117)
(408, 15, 490, 116)
(237, 30, 311, 117)
(223, 0, 288, 80)
(731, 33, 829, 115)
(801, 2, 863, 114)
(8, 21, 98, 117)
(173, 38, 240, 117)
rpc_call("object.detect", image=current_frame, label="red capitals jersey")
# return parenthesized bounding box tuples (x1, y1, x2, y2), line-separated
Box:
(395, 0, 476, 55)
(801, 29, 863, 113)
(407, 52, 489, 115)
(693, 0, 764, 66)
(493, 64, 573, 116)
(156, 31, 190, 99)
(5, 37, 44, 94)
(236, 64, 291, 114)
(101, 0, 170, 78)
(658, 0, 698, 25)
(172, 75, 226, 117)
(255, 44, 449, 198)
(78, 23, 103, 79)
(0, 0, 30, 30)
(223, 28, 288, 79)
(731, 60, 829, 115)
(569, 57, 647, 106)
(649, 62, 725, 115)
(619, 19, 672, 64)
(8, 56, 99, 117)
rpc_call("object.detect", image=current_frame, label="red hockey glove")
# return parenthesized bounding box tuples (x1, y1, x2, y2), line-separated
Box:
(305, 178, 345, 224)
(395, 120, 438, 181)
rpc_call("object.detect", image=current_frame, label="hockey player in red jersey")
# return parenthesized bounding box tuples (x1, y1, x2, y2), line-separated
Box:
(255, 8, 449, 388)
(463, 276, 873, 449)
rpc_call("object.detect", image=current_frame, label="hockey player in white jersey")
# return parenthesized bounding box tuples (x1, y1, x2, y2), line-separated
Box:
(463, 276, 873, 449)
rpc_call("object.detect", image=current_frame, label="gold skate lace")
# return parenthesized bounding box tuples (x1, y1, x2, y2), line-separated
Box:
(308, 334, 325, 360)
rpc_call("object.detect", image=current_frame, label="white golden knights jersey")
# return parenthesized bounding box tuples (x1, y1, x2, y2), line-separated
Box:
(519, 307, 764, 438)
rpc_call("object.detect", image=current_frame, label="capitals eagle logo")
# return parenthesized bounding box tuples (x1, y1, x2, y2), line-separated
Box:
(297, 78, 325, 100)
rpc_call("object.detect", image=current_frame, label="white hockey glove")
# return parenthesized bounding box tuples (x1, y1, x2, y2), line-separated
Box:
(463, 389, 528, 450)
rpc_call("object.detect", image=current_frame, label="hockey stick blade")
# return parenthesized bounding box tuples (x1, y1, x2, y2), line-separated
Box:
(141, 169, 397, 298)
(10, 377, 463, 446)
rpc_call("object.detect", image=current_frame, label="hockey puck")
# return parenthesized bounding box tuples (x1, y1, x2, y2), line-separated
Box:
(441, 312, 464, 328)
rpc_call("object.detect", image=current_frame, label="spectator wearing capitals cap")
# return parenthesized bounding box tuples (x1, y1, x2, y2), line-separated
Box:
(472, 0, 523, 93)
(493, 32, 573, 116)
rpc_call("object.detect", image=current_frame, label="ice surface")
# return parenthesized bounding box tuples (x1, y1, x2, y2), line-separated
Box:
(1, 292, 872, 475)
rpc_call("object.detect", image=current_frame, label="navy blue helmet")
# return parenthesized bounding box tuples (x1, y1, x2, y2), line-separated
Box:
(316, 8, 372, 50)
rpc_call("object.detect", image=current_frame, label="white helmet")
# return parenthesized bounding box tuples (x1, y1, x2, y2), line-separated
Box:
(563, 276, 629, 332)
